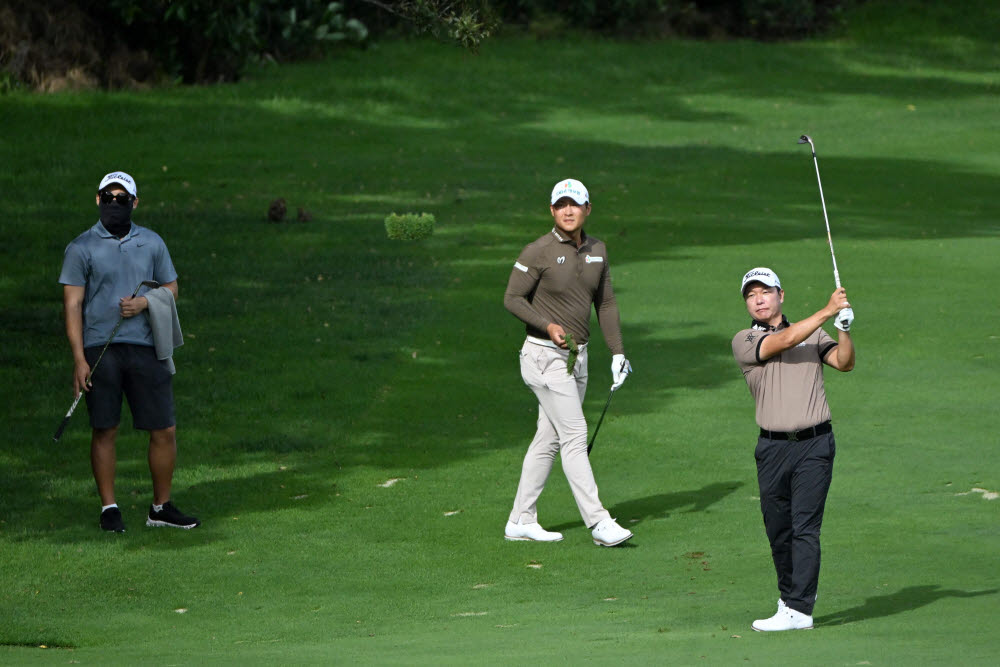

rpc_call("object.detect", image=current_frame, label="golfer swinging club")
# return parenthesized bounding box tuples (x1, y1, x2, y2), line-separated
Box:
(502, 179, 634, 547)
(732, 267, 855, 631)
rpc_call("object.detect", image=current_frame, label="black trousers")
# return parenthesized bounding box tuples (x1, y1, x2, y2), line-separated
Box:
(754, 430, 835, 616)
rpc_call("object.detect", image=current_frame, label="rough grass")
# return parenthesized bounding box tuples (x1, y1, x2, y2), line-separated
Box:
(1, 2, 998, 663)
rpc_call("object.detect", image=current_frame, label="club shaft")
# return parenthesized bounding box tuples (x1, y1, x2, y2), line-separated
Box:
(587, 390, 615, 455)
(808, 147, 842, 289)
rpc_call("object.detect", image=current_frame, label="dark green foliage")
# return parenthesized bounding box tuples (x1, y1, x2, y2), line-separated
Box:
(0, 0, 368, 88)
(0, 0, 499, 88)
(353, 0, 499, 51)
(98, 0, 369, 82)
(736, 0, 849, 39)
(491, 0, 852, 39)
(384, 212, 435, 241)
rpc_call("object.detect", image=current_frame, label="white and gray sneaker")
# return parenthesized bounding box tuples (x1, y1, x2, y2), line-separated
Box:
(504, 519, 563, 542)
(591, 518, 633, 547)
(752, 605, 813, 632)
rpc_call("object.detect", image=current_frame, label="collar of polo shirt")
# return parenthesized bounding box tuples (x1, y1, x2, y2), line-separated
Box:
(551, 227, 589, 245)
(751, 314, 790, 332)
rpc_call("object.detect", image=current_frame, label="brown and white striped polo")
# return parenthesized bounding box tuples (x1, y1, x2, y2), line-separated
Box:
(732, 322, 838, 432)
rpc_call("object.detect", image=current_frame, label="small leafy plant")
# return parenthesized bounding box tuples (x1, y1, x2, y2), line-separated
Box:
(384, 212, 435, 241)
(564, 332, 578, 374)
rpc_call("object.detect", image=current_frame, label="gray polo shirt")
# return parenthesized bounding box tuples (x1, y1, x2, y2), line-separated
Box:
(504, 228, 624, 355)
(732, 321, 838, 432)
(59, 222, 177, 348)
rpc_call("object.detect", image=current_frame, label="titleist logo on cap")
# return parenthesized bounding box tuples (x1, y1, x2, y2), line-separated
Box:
(98, 171, 138, 196)
(741, 267, 781, 295)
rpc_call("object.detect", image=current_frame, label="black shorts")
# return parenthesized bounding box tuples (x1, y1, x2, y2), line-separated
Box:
(84, 344, 175, 430)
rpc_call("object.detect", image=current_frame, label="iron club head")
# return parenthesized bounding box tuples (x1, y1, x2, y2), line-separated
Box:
(133, 279, 161, 296)
(798, 134, 813, 146)
(123, 280, 161, 299)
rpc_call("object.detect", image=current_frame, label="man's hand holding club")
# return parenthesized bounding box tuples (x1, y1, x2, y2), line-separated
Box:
(611, 354, 632, 391)
(834, 306, 854, 332)
(824, 287, 854, 333)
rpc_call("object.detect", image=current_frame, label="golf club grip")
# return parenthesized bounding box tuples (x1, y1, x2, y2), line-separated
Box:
(53, 416, 71, 441)
(53, 392, 82, 442)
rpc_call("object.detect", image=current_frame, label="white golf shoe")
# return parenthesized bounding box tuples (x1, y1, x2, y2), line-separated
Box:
(504, 519, 563, 542)
(751, 605, 813, 632)
(591, 518, 633, 547)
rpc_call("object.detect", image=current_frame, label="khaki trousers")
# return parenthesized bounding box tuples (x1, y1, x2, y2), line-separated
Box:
(509, 338, 611, 528)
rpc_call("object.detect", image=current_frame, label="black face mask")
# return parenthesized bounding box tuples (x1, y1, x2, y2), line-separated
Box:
(99, 201, 133, 237)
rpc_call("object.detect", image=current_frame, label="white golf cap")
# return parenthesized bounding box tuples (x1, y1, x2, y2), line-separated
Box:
(98, 171, 137, 197)
(741, 267, 781, 296)
(550, 178, 589, 205)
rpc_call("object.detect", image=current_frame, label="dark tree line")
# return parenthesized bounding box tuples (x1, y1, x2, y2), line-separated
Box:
(0, 0, 853, 91)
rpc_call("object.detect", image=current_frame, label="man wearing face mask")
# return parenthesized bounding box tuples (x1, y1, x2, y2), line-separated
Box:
(59, 171, 200, 533)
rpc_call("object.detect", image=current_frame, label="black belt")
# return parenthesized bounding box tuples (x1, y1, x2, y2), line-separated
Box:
(759, 421, 832, 442)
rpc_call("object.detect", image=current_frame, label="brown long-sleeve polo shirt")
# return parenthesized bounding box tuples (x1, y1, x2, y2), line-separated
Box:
(504, 228, 625, 355)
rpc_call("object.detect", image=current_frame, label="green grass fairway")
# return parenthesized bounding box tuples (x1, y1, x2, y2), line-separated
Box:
(2, 3, 999, 663)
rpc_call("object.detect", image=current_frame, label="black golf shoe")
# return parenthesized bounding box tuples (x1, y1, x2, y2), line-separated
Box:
(100, 506, 126, 533)
(146, 501, 200, 529)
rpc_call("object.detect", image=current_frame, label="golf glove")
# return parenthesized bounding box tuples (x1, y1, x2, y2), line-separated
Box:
(611, 354, 632, 391)
(834, 307, 854, 332)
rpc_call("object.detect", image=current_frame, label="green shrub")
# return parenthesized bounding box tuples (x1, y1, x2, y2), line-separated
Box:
(384, 212, 435, 241)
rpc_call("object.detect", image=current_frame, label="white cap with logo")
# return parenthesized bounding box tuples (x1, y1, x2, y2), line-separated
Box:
(741, 267, 781, 296)
(98, 171, 137, 197)
(550, 178, 589, 205)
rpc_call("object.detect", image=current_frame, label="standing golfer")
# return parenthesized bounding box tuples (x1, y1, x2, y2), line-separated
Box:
(59, 171, 199, 532)
(732, 267, 854, 631)
(502, 179, 634, 547)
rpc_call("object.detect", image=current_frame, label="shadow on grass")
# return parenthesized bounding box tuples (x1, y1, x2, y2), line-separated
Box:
(611, 481, 745, 521)
(546, 481, 743, 532)
(0, 435, 335, 546)
(815, 585, 999, 626)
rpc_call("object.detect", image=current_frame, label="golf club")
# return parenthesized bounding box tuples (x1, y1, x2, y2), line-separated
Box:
(587, 388, 616, 456)
(587, 360, 629, 455)
(798, 134, 841, 288)
(53, 279, 161, 442)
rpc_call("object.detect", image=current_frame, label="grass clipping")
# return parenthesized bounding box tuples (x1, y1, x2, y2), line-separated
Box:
(564, 332, 578, 375)
(385, 212, 435, 240)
